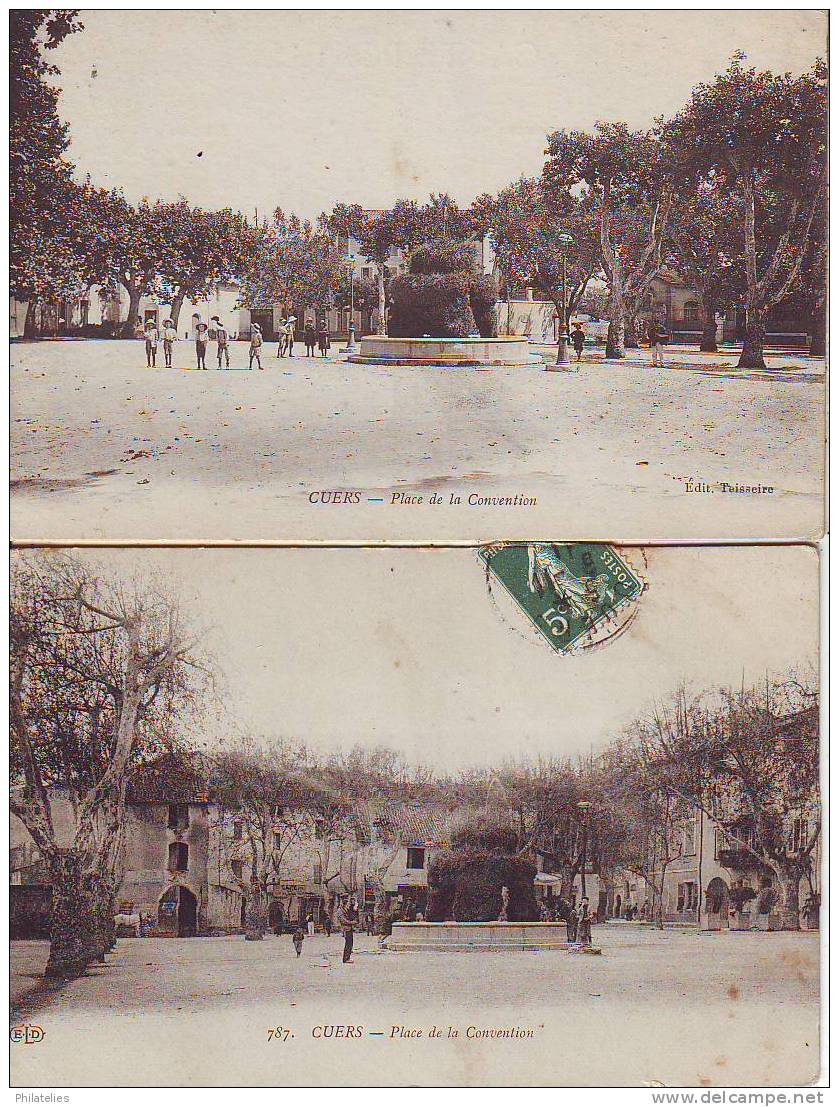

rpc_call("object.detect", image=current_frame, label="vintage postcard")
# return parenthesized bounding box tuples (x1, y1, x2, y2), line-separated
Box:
(10, 545, 822, 1087)
(9, 10, 827, 543)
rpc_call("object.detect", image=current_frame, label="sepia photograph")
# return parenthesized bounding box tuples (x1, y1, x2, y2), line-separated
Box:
(9, 10, 827, 544)
(10, 545, 821, 1087)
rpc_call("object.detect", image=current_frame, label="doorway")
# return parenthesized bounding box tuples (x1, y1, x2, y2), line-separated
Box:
(177, 886, 198, 936)
(159, 885, 198, 936)
(705, 877, 729, 930)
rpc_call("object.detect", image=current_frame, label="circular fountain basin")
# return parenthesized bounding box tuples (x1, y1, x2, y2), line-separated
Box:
(386, 921, 571, 951)
(347, 335, 537, 366)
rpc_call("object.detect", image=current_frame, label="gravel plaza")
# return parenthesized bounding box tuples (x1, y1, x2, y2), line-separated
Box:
(11, 925, 820, 1088)
(10, 339, 825, 544)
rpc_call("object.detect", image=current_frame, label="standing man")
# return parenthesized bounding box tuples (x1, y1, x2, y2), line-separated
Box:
(212, 315, 230, 369)
(338, 898, 356, 964)
(143, 319, 159, 367)
(162, 318, 177, 367)
(249, 323, 263, 370)
(570, 321, 586, 362)
(648, 316, 669, 368)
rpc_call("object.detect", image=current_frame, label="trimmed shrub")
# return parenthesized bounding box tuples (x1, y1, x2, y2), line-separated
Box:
(449, 812, 518, 855)
(426, 850, 459, 922)
(388, 273, 476, 338)
(469, 273, 499, 338)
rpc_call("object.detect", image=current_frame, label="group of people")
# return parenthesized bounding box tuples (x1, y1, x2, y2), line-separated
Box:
(564, 319, 669, 365)
(290, 898, 359, 964)
(141, 316, 333, 370)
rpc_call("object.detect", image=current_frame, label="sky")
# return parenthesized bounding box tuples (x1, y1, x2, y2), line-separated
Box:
(50, 10, 827, 219)
(22, 546, 819, 773)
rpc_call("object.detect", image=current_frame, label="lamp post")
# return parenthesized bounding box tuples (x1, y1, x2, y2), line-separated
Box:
(553, 231, 575, 369)
(577, 799, 591, 899)
(345, 255, 357, 353)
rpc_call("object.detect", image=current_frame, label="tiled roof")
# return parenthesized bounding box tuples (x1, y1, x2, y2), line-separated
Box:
(127, 753, 209, 804)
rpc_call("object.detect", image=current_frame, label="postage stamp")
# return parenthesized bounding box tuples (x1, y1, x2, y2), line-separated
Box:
(479, 543, 646, 654)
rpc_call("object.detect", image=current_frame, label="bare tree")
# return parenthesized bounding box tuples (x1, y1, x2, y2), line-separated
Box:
(10, 552, 207, 978)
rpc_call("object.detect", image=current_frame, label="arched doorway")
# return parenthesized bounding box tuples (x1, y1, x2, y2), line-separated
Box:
(705, 877, 729, 931)
(268, 900, 286, 934)
(159, 886, 198, 937)
(614, 894, 622, 919)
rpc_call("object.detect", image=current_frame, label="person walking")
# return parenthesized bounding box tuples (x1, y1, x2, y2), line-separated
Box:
(162, 318, 177, 367)
(323, 912, 332, 937)
(338, 898, 356, 964)
(144, 319, 159, 367)
(212, 315, 230, 369)
(292, 924, 305, 958)
(304, 321, 317, 357)
(306, 912, 315, 937)
(648, 316, 669, 368)
(317, 321, 330, 358)
(249, 323, 263, 370)
(570, 321, 586, 362)
(195, 320, 209, 369)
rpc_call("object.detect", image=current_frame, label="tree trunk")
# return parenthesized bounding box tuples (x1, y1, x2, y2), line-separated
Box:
(23, 298, 39, 338)
(605, 319, 624, 359)
(773, 863, 802, 930)
(700, 296, 718, 353)
(170, 290, 186, 331)
(244, 886, 267, 940)
(376, 266, 387, 335)
(737, 311, 767, 369)
(45, 853, 95, 979)
(123, 284, 142, 337)
(809, 303, 826, 357)
(623, 316, 640, 349)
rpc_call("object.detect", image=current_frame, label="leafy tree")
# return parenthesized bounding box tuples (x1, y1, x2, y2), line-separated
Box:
(544, 123, 676, 357)
(324, 201, 424, 334)
(10, 551, 207, 977)
(477, 178, 600, 360)
(10, 10, 86, 324)
(239, 209, 342, 320)
(155, 202, 250, 329)
(666, 175, 745, 352)
(671, 55, 827, 368)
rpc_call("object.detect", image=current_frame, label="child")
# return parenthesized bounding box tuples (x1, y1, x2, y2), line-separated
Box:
(195, 320, 209, 369)
(304, 321, 317, 357)
(570, 322, 586, 361)
(317, 322, 330, 358)
(162, 318, 177, 367)
(249, 323, 263, 369)
(212, 315, 230, 369)
(292, 924, 305, 958)
(144, 319, 159, 367)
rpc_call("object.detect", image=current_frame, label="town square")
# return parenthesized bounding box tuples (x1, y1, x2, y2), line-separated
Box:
(10, 545, 821, 1087)
(10, 10, 827, 544)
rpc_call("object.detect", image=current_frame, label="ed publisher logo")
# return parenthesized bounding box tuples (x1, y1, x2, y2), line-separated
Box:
(10, 1024, 44, 1044)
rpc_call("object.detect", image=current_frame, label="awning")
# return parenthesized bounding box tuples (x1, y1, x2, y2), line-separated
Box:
(534, 872, 562, 885)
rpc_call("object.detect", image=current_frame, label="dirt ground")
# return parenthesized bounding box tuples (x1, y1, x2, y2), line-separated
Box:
(11, 340, 825, 543)
(11, 925, 821, 1087)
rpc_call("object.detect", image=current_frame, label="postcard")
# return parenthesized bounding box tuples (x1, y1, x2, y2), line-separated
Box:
(10, 544, 822, 1087)
(9, 10, 827, 543)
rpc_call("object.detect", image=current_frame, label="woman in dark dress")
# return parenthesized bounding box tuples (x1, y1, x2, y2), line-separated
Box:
(317, 322, 330, 358)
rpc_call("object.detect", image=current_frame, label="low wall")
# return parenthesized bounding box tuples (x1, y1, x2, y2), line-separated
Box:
(387, 921, 569, 951)
(350, 336, 534, 366)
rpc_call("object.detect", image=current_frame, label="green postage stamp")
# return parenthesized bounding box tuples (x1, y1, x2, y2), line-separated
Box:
(479, 543, 645, 655)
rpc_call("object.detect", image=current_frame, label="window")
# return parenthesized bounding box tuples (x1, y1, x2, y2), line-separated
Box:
(362, 267, 372, 280)
(406, 847, 426, 871)
(713, 827, 726, 859)
(168, 842, 188, 871)
(168, 803, 189, 831)
(230, 859, 243, 879)
(313, 861, 323, 885)
(677, 882, 698, 913)
(789, 817, 808, 852)
(683, 300, 700, 323)
(273, 831, 283, 850)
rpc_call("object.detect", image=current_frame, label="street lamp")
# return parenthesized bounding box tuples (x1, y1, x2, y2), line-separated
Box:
(577, 799, 591, 899)
(345, 255, 357, 353)
(552, 231, 575, 369)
